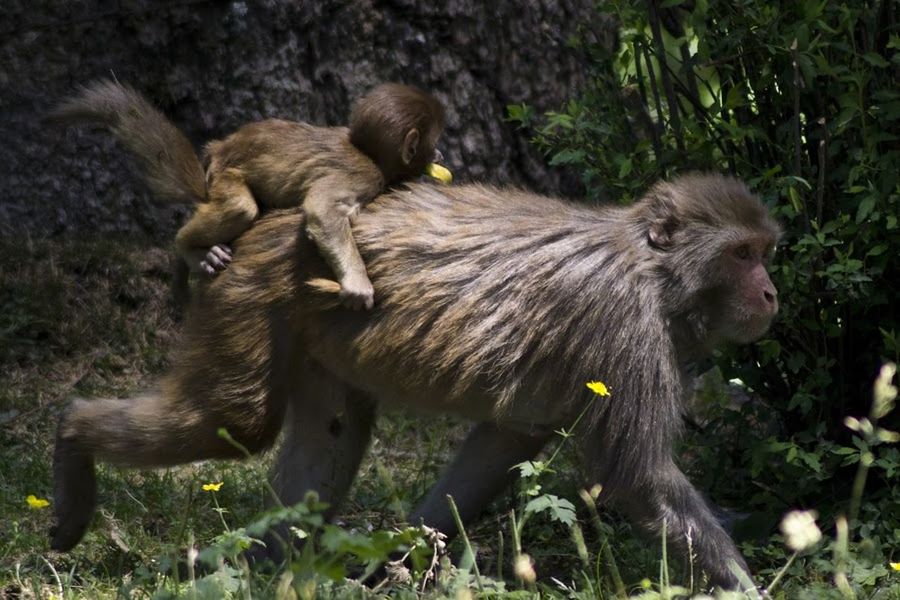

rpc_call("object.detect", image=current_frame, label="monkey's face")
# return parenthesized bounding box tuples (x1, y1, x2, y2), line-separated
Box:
(716, 238, 779, 343)
(644, 175, 781, 347)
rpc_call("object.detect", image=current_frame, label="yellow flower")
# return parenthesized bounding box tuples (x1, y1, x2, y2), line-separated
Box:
(26, 494, 50, 509)
(202, 482, 224, 492)
(586, 380, 611, 397)
(890, 561, 900, 571)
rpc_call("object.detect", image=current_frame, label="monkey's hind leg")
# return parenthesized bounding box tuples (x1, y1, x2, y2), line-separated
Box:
(255, 359, 376, 563)
(176, 168, 258, 275)
(50, 386, 265, 551)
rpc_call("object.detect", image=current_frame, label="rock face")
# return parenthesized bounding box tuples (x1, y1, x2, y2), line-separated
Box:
(1, 0, 613, 238)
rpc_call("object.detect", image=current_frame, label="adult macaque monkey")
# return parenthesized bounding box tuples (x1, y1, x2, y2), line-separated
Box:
(52, 171, 780, 589)
(50, 80, 448, 310)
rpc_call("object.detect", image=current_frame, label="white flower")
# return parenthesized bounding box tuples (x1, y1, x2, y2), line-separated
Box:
(514, 553, 536, 583)
(780, 509, 822, 551)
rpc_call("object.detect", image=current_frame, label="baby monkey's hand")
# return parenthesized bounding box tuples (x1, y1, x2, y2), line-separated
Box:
(339, 273, 375, 310)
(198, 244, 233, 276)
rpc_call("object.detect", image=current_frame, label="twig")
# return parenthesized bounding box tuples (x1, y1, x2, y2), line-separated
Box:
(578, 489, 626, 598)
(659, 4, 705, 127)
(698, 53, 744, 68)
(633, 39, 664, 161)
(447, 494, 484, 592)
(510, 509, 522, 558)
(641, 39, 667, 140)
(765, 551, 797, 596)
(41, 556, 64, 598)
(816, 117, 828, 225)
(646, 0, 685, 152)
(657, 56, 733, 161)
(660, 519, 670, 593)
(789, 38, 811, 233)
(497, 529, 505, 581)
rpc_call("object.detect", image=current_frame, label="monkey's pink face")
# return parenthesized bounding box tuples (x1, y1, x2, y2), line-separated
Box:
(721, 237, 779, 343)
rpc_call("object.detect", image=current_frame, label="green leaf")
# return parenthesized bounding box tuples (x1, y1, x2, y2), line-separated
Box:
(788, 187, 804, 214)
(725, 84, 745, 109)
(524, 494, 577, 526)
(856, 196, 876, 223)
(549, 149, 585, 166)
(513, 460, 545, 478)
(506, 103, 533, 124)
(862, 52, 890, 68)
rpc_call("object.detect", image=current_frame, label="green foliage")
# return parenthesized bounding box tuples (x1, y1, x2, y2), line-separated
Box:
(509, 0, 899, 434)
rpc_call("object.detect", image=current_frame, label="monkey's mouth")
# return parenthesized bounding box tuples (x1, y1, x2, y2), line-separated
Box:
(731, 313, 776, 343)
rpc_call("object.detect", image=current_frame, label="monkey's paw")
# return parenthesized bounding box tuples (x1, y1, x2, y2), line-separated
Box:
(339, 276, 375, 310)
(198, 244, 233, 276)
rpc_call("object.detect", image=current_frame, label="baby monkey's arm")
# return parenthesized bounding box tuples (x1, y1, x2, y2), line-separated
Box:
(303, 177, 375, 311)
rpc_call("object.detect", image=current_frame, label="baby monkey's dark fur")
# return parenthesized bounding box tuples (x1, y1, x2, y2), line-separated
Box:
(51, 80, 445, 310)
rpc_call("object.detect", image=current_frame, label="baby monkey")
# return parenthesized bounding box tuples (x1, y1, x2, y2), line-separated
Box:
(51, 81, 449, 310)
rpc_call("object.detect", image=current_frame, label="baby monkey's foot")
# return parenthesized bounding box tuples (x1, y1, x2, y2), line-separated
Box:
(198, 244, 233, 276)
(339, 275, 374, 310)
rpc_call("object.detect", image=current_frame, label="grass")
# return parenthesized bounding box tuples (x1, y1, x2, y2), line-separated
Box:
(1, 236, 898, 598)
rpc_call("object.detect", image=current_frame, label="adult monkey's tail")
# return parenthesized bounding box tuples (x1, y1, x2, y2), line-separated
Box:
(48, 79, 207, 205)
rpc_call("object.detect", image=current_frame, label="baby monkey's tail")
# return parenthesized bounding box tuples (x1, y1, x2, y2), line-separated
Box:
(48, 79, 207, 205)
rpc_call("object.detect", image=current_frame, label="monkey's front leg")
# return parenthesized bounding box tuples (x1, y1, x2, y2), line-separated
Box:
(617, 461, 752, 590)
(304, 187, 374, 311)
(263, 359, 376, 562)
(409, 423, 550, 537)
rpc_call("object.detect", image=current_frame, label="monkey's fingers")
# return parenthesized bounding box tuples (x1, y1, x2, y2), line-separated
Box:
(340, 292, 374, 311)
(211, 243, 233, 258)
(200, 245, 233, 275)
(338, 277, 375, 311)
(208, 244, 233, 264)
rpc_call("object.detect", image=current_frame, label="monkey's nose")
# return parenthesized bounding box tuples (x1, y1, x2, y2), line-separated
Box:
(433, 149, 444, 163)
(763, 288, 778, 314)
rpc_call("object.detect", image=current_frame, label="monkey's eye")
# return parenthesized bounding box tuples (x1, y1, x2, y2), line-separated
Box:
(734, 245, 752, 260)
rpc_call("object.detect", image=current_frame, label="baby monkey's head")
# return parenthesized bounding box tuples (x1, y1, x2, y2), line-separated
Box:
(349, 83, 446, 184)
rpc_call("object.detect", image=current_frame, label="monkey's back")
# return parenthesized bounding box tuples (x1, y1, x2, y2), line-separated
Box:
(288, 184, 652, 423)
(204, 119, 384, 209)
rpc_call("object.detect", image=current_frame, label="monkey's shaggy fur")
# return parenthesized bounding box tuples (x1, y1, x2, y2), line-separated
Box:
(52, 103, 779, 587)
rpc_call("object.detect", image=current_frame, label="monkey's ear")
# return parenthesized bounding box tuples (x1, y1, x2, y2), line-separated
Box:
(402, 128, 420, 165)
(648, 216, 679, 250)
